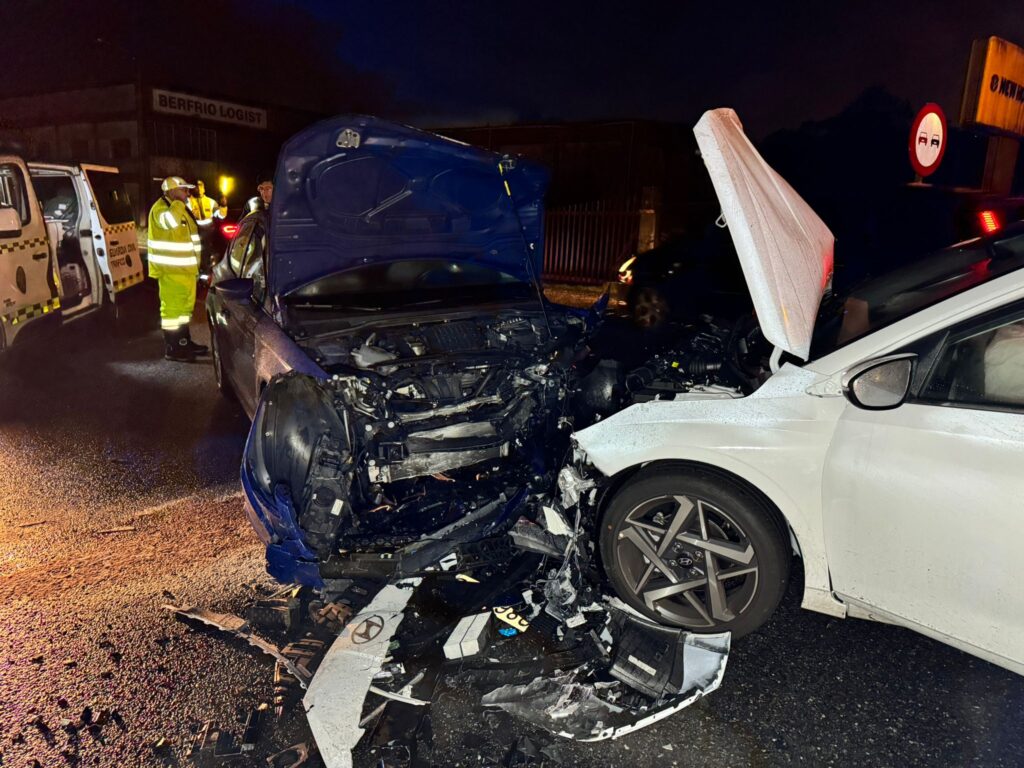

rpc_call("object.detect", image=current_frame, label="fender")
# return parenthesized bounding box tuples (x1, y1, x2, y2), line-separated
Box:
(573, 365, 848, 618)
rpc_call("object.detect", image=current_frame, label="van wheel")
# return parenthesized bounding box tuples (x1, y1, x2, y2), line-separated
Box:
(599, 466, 789, 639)
(209, 317, 235, 401)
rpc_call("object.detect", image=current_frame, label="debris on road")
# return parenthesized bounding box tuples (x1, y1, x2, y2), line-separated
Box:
(443, 611, 492, 660)
(274, 638, 326, 717)
(97, 526, 136, 535)
(164, 604, 313, 688)
(266, 742, 313, 768)
(189, 720, 243, 765)
(293, 489, 731, 767)
(241, 704, 268, 752)
(17, 519, 49, 528)
(303, 580, 421, 768)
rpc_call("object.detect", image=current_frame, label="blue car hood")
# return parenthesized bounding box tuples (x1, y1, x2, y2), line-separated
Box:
(269, 116, 548, 299)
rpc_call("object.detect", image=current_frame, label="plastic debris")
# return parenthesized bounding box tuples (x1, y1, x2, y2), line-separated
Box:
(443, 612, 492, 660)
(164, 604, 312, 688)
(266, 742, 312, 768)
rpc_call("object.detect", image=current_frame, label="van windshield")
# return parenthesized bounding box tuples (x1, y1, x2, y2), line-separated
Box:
(85, 170, 134, 224)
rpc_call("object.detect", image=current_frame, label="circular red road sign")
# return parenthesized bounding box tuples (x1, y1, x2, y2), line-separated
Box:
(908, 103, 948, 177)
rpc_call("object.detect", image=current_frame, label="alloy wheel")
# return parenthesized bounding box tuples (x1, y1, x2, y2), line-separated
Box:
(613, 493, 759, 627)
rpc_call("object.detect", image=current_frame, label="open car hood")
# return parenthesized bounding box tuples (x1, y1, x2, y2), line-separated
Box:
(269, 116, 548, 299)
(694, 109, 834, 360)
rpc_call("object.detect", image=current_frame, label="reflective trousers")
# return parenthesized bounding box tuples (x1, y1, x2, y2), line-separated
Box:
(157, 272, 197, 331)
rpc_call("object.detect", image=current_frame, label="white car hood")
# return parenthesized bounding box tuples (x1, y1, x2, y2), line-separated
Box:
(694, 109, 834, 360)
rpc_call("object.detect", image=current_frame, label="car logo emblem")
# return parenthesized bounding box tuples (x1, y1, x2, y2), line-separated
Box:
(351, 614, 385, 644)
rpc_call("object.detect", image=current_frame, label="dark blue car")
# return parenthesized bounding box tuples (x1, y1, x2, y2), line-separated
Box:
(206, 116, 593, 588)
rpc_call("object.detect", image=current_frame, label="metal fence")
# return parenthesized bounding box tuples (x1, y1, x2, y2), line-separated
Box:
(544, 199, 641, 285)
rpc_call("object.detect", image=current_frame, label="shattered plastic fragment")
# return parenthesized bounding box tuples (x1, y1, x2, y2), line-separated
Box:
(303, 579, 421, 768)
(556, 465, 595, 509)
(482, 624, 730, 741)
(443, 612, 492, 660)
(164, 604, 312, 688)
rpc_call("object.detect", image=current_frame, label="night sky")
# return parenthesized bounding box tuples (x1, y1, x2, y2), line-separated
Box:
(4, 1, 1024, 136)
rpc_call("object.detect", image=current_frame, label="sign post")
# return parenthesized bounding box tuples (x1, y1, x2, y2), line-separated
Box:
(908, 103, 947, 179)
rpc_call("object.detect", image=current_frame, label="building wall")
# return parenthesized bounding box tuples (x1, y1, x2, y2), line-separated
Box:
(0, 83, 324, 223)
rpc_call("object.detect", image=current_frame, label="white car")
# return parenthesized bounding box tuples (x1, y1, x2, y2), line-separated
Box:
(572, 108, 1024, 675)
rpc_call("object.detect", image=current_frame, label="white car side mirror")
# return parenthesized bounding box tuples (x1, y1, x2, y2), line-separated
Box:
(0, 207, 22, 238)
(842, 353, 916, 411)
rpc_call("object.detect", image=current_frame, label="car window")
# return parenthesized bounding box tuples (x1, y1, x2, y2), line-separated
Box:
(228, 218, 257, 274)
(31, 174, 79, 223)
(917, 305, 1024, 412)
(0, 163, 31, 225)
(85, 169, 135, 224)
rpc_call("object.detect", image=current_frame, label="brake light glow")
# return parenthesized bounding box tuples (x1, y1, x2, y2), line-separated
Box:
(978, 210, 1000, 234)
(221, 223, 239, 238)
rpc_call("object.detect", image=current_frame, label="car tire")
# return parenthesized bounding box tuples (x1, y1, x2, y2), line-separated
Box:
(631, 286, 670, 328)
(209, 316, 235, 401)
(599, 465, 789, 639)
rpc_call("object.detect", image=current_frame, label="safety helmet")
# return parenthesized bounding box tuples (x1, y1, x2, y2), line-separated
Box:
(161, 176, 195, 193)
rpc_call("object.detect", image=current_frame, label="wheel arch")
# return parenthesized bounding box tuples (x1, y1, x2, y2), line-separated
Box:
(591, 456, 835, 614)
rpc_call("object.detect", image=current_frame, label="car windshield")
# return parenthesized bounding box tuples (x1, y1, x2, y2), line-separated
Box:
(810, 224, 1024, 359)
(284, 258, 536, 312)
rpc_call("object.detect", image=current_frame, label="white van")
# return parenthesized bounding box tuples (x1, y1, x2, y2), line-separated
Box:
(0, 156, 143, 352)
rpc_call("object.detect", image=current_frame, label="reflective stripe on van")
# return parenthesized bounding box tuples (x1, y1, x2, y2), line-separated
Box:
(0, 236, 48, 255)
(1, 296, 60, 325)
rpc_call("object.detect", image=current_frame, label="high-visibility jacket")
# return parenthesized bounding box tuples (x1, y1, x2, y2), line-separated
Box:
(188, 194, 218, 226)
(147, 196, 201, 279)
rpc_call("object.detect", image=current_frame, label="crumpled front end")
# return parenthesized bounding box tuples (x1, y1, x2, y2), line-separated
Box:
(241, 310, 591, 588)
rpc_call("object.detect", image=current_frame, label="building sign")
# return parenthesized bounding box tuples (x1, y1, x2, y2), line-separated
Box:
(151, 88, 267, 130)
(908, 103, 947, 177)
(960, 36, 1024, 138)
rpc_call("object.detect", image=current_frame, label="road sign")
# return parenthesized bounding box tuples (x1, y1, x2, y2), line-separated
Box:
(909, 103, 948, 177)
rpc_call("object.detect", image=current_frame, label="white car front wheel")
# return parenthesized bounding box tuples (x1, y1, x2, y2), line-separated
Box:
(599, 465, 790, 638)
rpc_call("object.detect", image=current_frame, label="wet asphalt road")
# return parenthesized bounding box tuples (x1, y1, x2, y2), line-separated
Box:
(1, 281, 1023, 767)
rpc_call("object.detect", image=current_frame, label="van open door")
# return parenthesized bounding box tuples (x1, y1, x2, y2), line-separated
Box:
(80, 165, 143, 301)
(0, 156, 60, 351)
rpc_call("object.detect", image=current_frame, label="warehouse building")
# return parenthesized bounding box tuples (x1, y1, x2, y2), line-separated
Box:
(0, 83, 321, 223)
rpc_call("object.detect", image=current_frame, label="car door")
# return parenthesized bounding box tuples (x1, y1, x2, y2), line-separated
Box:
(823, 301, 1024, 671)
(0, 158, 58, 343)
(80, 165, 142, 296)
(223, 220, 267, 414)
(211, 216, 257, 384)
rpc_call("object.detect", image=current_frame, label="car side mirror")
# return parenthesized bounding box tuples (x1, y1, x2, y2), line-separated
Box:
(216, 277, 255, 302)
(0, 207, 22, 238)
(842, 353, 916, 411)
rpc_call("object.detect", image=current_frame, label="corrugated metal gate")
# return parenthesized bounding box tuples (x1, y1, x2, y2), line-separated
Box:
(544, 198, 641, 285)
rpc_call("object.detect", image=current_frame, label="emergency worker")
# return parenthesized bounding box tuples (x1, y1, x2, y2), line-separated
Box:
(147, 177, 209, 362)
(188, 180, 218, 226)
